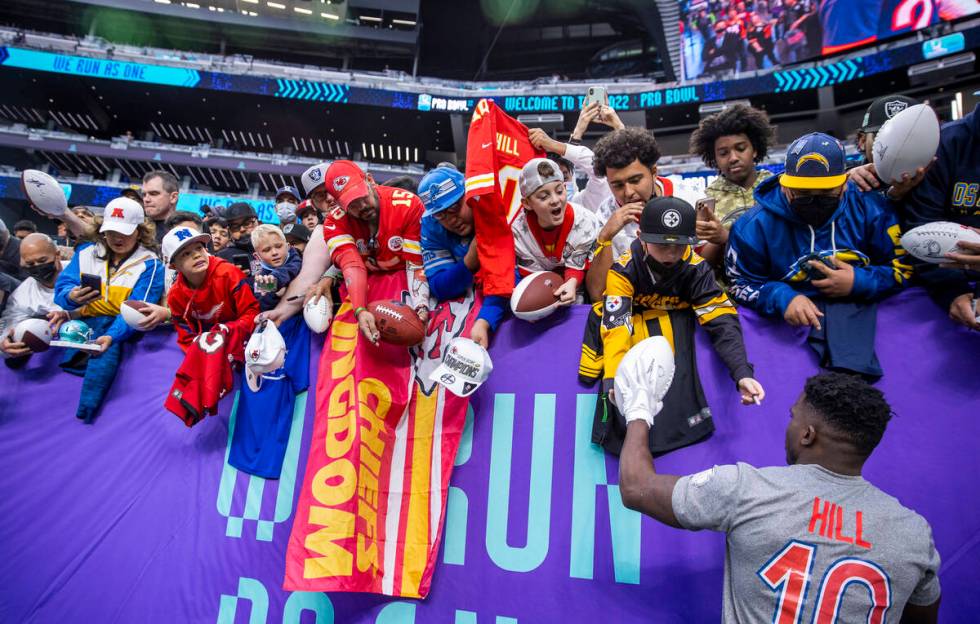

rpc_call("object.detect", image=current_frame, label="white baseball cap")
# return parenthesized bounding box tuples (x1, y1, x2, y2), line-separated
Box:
(100, 197, 145, 236)
(428, 337, 493, 397)
(519, 157, 564, 198)
(162, 226, 211, 266)
(301, 162, 329, 197)
(245, 320, 286, 392)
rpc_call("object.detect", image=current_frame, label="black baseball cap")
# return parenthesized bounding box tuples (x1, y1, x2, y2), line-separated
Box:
(224, 202, 257, 222)
(860, 95, 919, 133)
(639, 196, 697, 245)
(282, 222, 311, 243)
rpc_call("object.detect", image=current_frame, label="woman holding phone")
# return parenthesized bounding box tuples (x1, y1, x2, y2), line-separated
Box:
(54, 197, 165, 423)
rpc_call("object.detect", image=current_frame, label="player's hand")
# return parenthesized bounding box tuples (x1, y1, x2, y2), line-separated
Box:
(257, 308, 285, 327)
(784, 294, 824, 330)
(356, 309, 380, 344)
(469, 319, 491, 349)
(0, 331, 31, 358)
(949, 293, 979, 330)
(598, 202, 642, 242)
(463, 237, 481, 272)
(554, 278, 578, 306)
(137, 302, 171, 330)
(47, 310, 71, 333)
(304, 276, 334, 306)
(941, 234, 980, 270)
(94, 335, 112, 354)
(809, 256, 854, 298)
(528, 128, 563, 154)
(68, 286, 99, 306)
(737, 378, 765, 405)
(885, 159, 935, 200)
(695, 206, 727, 245)
(847, 163, 880, 191)
(571, 101, 602, 139)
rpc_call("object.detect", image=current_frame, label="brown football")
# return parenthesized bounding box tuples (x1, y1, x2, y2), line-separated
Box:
(368, 300, 425, 346)
(510, 271, 562, 321)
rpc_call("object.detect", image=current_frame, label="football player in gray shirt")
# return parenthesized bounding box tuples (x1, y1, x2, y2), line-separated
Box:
(618, 364, 941, 623)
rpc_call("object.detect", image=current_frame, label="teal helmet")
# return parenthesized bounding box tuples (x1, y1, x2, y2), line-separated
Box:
(59, 319, 93, 343)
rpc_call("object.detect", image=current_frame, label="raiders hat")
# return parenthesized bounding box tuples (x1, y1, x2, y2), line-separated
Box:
(860, 95, 919, 133)
(282, 222, 311, 243)
(639, 196, 697, 245)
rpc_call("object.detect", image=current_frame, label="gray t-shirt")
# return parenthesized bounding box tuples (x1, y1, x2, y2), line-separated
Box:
(672, 463, 941, 623)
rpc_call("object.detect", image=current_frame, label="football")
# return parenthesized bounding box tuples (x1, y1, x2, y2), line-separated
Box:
(872, 104, 940, 184)
(12, 318, 53, 353)
(20, 169, 68, 217)
(303, 296, 332, 333)
(901, 222, 980, 264)
(368, 299, 425, 346)
(510, 271, 562, 322)
(120, 299, 152, 330)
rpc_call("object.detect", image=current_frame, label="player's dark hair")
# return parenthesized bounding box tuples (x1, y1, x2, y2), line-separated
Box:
(547, 153, 573, 175)
(143, 169, 180, 194)
(593, 127, 661, 178)
(207, 218, 229, 230)
(803, 372, 893, 456)
(13, 219, 37, 233)
(164, 211, 205, 233)
(689, 104, 775, 169)
(384, 175, 418, 194)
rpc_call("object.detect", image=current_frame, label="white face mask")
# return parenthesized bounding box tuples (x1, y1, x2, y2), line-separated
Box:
(276, 201, 297, 224)
(565, 181, 577, 198)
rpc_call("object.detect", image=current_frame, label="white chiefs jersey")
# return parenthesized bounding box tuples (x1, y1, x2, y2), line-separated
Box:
(511, 201, 601, 275)
(597, 176, 703, 259)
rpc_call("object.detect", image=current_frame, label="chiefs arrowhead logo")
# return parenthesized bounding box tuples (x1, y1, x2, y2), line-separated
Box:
(333, 176, 350, 192)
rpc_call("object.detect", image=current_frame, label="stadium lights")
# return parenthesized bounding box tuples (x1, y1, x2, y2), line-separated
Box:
(321, 12, 339, 20)
(267, 2, 286, 9)
(241, 0, 258, 3)
(154, 0, 171, 4)
(360, 15, 382, 22)
(392, 19, 416, 26)
(185, 2, 200, 8)
(295, 6, 312, 14)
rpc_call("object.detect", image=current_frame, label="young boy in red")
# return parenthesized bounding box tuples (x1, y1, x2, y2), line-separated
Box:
(160, 226, 260, 425)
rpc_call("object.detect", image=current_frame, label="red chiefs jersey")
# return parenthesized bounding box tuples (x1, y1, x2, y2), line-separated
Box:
(167, 256, 260, 351)
(322, 185, 424, 272)
(165, 323, 250, 427)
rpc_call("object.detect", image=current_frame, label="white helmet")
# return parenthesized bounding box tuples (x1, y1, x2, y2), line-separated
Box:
(614, 336, 675, 427)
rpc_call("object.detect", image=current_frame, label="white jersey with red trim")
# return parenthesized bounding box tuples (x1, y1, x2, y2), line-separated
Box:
(597, 176, 703, 259)
(511, 201, 600, 275)
(323, 185, 424, 272)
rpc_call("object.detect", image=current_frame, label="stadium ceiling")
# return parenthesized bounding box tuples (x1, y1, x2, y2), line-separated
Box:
(0, 0, 671, 80)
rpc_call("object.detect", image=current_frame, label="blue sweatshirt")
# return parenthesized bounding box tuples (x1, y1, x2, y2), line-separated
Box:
(255, 247, 302, 311)
(420, 214, 507, 331)
(902, 104, 980, 309)
(726, 176, 911, 317)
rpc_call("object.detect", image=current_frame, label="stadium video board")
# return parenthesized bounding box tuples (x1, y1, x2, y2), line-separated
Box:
(680, 0, 980, 80)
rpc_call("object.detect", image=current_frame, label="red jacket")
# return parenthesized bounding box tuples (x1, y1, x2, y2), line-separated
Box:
(167, 255, 260, 352)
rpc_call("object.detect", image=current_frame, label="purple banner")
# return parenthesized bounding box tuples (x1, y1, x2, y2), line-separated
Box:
(1, 288, 978, 622)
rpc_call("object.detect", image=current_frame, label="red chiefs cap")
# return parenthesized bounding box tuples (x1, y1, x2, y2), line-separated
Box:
(325, 160, 370, 210)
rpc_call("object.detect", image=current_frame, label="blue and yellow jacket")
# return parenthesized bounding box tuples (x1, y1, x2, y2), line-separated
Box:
(54, 242, 165, 343)
(725, 176, 911, 317)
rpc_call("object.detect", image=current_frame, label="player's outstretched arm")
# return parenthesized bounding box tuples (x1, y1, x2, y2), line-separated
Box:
(900, 598, 939, 624)
(619, 420, 682, 528)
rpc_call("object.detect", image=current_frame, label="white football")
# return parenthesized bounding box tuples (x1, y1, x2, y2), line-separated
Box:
(900, 221, 980, 264)
(303, 296, 332, 333)
(20, 169, 67, 217)
(12, 318, 53, 352)
(872, 104, 940, 185)
(119, 299, 151, 330)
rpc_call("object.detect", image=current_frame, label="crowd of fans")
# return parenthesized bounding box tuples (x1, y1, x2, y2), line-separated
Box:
(0, 90, 977, 619)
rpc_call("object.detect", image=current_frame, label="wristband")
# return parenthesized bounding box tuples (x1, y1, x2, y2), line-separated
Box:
(354, 306, 367, 317)
(594, 239, 612, 253)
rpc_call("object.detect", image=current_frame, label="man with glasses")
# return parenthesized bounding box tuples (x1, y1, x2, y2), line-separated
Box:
(418, 167, 506, 348)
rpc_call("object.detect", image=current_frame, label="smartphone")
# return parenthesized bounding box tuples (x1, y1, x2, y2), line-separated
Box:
(585, 86, 608, 108)
(80, 272, 102, 293)
(232, 254, 251, 274)
(696, 198, 717, 219)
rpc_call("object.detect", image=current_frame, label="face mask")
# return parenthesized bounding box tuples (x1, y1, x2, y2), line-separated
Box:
(565, 181, 577, 198)
(789, 195, 839, 228)
(644, 253, 682, 279)
(276, 202, 297, 224)
(236, 237, 254, 254)
(24, 261, 57, 284)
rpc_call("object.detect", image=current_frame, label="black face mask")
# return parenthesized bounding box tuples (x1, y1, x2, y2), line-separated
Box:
(235, 237, 254, 254)
(24, 261, 57, 284)
(644, 254, 682, 279)
(789, 194, 839, 228)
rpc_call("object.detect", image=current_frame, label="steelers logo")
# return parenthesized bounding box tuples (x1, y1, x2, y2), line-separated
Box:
(605, 296, 622, 312)
(662, 209, 681, 229)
